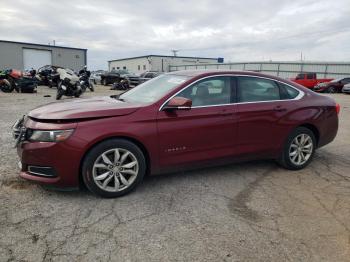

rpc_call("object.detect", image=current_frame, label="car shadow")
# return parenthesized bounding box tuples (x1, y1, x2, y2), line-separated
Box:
(3, 159, 279, 199)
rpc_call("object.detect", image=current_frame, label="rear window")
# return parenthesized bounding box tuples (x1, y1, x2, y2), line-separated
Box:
(279, 83, 300, 99)
(307, 73, 315, 79)
(237, 77, 280, 102)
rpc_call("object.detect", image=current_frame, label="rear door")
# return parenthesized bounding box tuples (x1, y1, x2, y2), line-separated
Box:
(157, 76, 237, 169)
(235, 76, 296, 156)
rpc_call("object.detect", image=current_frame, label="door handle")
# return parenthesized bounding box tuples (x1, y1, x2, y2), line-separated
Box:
(274, 106, 287, 112)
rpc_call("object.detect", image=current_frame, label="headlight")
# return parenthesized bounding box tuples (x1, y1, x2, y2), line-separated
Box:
(28, 129, 74, 142)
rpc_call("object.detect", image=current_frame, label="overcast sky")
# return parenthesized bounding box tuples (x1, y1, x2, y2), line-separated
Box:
(1, 0, 349, 69)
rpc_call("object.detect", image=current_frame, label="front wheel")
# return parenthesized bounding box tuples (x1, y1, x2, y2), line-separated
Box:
(328, 86, 336, 93)
(0, 79, 14, 93)
(82, 139, 146, 198)
(89, 83, 94, 92)
(278, 127, 316, 170)
(56, 88, 64, 100)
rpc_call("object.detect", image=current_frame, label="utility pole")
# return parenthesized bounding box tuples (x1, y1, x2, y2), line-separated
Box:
(171, 50, 179, 57)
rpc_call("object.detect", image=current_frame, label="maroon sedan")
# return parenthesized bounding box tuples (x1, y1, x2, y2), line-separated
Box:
(13, 70, 339, 198)
(314, 77, 350, 93)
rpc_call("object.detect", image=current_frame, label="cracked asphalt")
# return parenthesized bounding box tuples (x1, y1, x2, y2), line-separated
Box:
(0, 86, 350, 261)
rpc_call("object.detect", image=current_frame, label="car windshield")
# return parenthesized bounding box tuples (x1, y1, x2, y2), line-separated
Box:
(119, 74, 189, 103)
(331, 78, 343, 83)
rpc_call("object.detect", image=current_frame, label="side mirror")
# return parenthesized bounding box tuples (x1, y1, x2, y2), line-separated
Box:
(163, 97, 192, 110)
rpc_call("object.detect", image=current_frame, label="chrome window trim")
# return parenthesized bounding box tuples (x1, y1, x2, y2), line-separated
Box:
(159, 74, 305, 111)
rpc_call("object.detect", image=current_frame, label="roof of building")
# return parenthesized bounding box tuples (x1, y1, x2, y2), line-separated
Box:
(108, 55, 219, 62)
(0, 40, 87, 51)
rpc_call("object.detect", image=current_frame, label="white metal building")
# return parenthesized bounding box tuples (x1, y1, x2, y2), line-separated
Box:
(169, 61, 350, 79)
(108, 55, 223, 73)
(0, 40, 87, 71)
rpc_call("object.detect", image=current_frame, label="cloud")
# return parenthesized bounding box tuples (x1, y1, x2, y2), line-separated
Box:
(0, 0, 349, 69)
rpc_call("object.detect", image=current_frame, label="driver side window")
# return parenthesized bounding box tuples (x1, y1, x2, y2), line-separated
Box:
(176, 77, 231, 107)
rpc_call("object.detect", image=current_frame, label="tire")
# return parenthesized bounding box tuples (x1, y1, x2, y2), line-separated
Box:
(14, 83, 20, 93)
(328, 86, 336, 93)
(102, 78, 108, 86)
(0, 79, 14, 93)
(82, 139, 146, 198)
(89, 83, 94, 92)
(8, 78, 18, 92)
(278, 127, 316, 170)
(56, 88, 64, 100)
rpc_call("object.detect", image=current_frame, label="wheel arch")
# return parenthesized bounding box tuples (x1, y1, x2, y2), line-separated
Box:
(78, 135, 151, 188)
(297, 123, 320, 147)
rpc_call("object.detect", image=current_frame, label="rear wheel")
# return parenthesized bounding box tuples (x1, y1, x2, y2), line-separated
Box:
(82, 139, 146, 198)
(278, 127, 316, 170)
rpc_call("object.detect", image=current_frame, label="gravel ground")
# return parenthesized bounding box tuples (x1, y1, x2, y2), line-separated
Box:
(0, 86, 350, 261)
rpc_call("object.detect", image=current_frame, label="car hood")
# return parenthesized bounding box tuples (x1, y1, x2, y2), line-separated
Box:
(28, 96, 142, 120)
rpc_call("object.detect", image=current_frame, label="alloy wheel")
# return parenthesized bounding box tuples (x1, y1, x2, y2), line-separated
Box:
(289, 134, 313, 166)
(92, 148, 139, 192)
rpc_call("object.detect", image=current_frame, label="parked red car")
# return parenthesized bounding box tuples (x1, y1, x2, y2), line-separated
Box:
(290, 72, 333, 89)
(13, 70, 339, 197)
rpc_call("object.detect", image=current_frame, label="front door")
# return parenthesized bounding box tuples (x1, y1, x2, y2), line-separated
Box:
(157, 76, 237, 169)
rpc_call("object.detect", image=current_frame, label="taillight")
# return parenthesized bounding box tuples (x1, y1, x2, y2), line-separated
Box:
(336, 103, 340, 115)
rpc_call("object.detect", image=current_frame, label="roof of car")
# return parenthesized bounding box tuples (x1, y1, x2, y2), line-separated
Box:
(167, 69, 274, 78)
(167, 69, 306, 90)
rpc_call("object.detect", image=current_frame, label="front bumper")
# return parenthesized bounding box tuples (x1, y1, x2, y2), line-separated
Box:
(13, 117, 82, 188)
(313, 85, 328, 92)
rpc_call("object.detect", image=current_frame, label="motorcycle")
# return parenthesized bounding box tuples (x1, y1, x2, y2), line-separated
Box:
(111, 78, 129, 90)
(55, 68, 83, 100)
(79, 72, 94, 92)
(0, 70, 12, 92)
(36, 65, 61, 88)
(0, 69, 38, 93)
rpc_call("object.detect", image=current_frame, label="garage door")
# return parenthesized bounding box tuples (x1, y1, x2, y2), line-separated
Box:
(23, 48, 52, 70)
